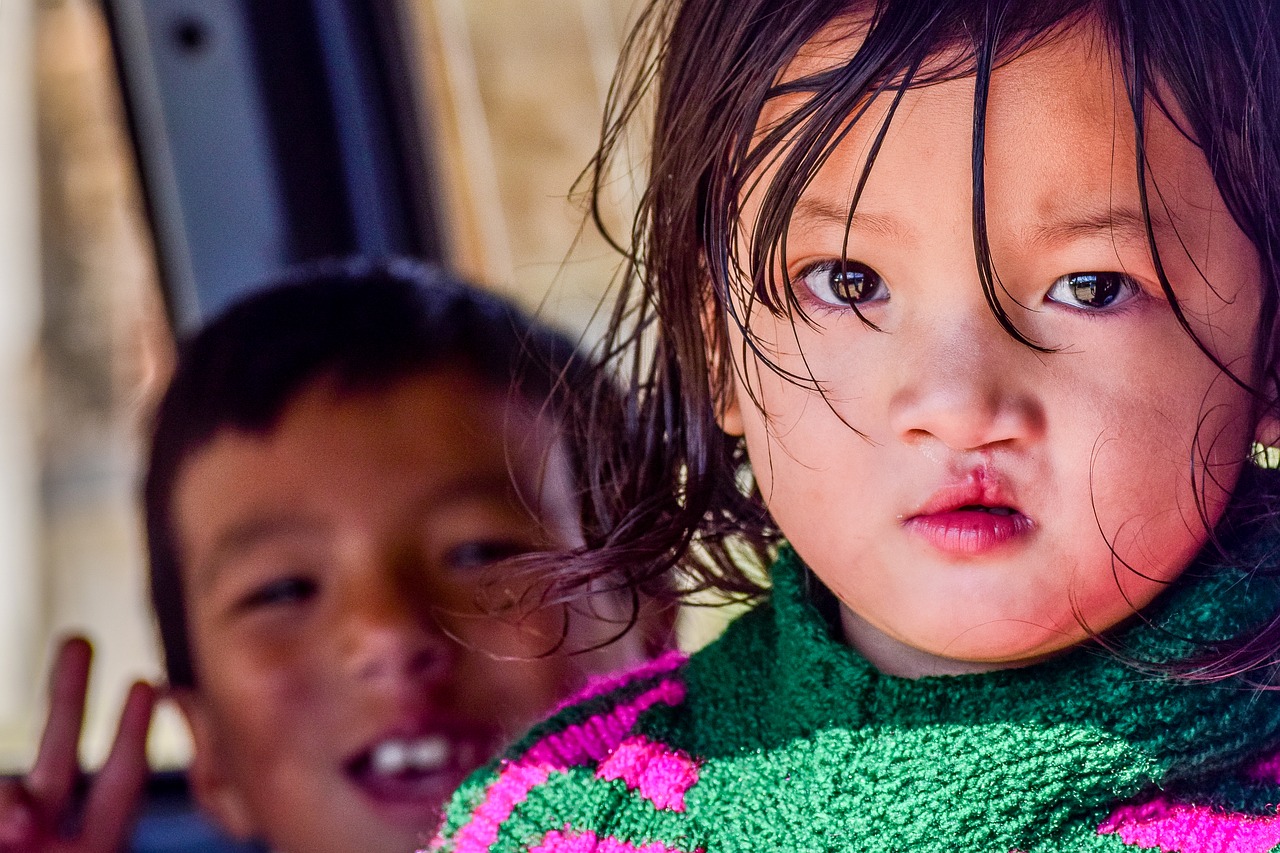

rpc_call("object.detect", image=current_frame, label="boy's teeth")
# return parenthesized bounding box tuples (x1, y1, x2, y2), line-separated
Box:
(372, 741, 408, 775)
(370, 736, 450, 776)
(409, 737, 448, 770)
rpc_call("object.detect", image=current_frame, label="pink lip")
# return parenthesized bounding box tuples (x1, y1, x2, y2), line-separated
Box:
(903, 472, 1034, 557)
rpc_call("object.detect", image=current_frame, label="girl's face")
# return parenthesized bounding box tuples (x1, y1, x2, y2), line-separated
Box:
(722, 23, 1275, 677)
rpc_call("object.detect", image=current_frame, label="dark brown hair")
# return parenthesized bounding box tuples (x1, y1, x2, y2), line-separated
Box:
(552, 0, 1280, 675)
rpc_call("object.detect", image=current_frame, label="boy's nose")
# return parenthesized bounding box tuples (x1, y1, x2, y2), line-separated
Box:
(338, 566, 455, 689)
(887, 314, 1046, 453)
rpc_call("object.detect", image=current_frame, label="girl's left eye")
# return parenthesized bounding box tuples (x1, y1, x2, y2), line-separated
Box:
(1046, 271, 1141, 311)
(797, 260, 888, 308)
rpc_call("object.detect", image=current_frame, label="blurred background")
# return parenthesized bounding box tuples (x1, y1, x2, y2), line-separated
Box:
(0, 0, 649, 773)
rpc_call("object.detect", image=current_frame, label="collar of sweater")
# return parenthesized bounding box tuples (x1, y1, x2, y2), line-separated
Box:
(757, 539, 1280, 807)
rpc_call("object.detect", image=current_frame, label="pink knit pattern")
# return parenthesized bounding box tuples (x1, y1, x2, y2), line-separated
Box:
(528, 828, 700, 853)
(441, 678, 688, 853)
(552, 651, 688, 713)
(1099, 796, 1280, 852)
(596, 735, 700, 811)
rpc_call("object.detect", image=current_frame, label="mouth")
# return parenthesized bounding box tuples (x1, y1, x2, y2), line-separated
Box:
(344, 730, 495, 816)
(953, 504, 1017, 516)
(904, 477, 1034, 556)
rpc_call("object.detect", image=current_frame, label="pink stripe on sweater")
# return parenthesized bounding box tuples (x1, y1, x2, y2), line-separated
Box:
(444, 679, 687, 853)
(552, 651, 688, 714)
(596, 736, 699, 812)
(528, 828, 700, 853)
(1099, 797, 1280, 852)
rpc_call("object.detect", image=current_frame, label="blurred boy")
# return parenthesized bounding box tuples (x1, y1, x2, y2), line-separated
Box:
(0, 262, 661, 853)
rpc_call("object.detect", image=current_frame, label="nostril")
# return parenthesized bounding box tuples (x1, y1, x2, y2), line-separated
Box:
(345, 621, 457, 686)
(407, 641, 454, 682)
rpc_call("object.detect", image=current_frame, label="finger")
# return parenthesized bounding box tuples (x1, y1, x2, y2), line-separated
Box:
(77, 681, 155, 853)
(0, 781, 41, 849)
(26, 637, 92, 812)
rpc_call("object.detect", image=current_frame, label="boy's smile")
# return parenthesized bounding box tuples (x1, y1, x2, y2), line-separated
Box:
(722, 22, 1273, 677)
(169, 368, 641, 853)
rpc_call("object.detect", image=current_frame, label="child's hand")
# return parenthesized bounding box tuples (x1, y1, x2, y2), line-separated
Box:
(0, 637, 156, 853)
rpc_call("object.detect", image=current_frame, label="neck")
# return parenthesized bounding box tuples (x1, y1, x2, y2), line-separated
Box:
(838, 605, 1056, 678)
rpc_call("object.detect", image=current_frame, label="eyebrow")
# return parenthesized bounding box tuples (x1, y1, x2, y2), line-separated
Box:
(791, 197, 917, 241)
(195, 516, 327, 594)
(792, 196, 1177, 250)
(1022, 205, 1175, 249)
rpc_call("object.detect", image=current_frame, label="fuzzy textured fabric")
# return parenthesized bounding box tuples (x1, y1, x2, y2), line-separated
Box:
(431, 543, 1280, 853)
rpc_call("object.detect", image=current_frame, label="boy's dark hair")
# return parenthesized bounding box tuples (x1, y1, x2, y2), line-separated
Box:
(553, 0, 1280, 669)
(145, 259, 592, 687)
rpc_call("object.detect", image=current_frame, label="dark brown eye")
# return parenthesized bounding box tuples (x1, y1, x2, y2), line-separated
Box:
(443, 539, 531, 572)
(238, 576, 318, 611)
(1048, 272, 1139, 310)
(800, 260, 888, 307)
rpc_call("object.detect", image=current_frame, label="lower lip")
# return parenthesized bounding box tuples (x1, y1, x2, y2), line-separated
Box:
(903, 511, 1034, 556)
(350, 768, 468, 824)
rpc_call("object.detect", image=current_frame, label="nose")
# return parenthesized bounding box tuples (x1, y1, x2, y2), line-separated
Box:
(887, 311, 1046, 453)
(337, 556, 454, 690)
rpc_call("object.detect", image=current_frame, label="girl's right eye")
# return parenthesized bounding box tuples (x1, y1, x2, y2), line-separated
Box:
(797, 259, 888, 308)
(236, 576, 318, 611)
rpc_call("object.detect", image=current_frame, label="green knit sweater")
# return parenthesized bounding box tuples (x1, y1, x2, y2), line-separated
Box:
(432, 545, 1280, 853)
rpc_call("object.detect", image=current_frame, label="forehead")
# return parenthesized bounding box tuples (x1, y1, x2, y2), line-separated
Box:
(749, 18, 1236, 267)
(169, 368, 566, 549)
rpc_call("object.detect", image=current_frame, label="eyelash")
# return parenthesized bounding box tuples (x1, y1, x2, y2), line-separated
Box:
(236, 576, 318, 612)
(1044, 271, 1146, 315)
(791, 259, 889, 312)
(443, 538, 532, 572)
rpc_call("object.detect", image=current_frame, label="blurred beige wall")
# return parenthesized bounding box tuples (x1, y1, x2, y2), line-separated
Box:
(406, 0, 640, 339)
(2, 0, 176, 771)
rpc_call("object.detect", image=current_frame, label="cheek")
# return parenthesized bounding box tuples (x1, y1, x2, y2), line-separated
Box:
(193, 623, 330, 748)
(736, 356, 880, 512)
(1051, 343, 1255, 585)
(448, 625, 574, 730)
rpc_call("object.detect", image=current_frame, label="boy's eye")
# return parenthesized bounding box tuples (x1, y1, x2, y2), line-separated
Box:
(798, 260, 888, 308)
(1046, 271, 1140, 310)
(237, 576, 318, 611)
(443, 539, 531, 572)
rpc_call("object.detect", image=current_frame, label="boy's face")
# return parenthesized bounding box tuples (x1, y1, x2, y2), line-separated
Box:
(723, 23, 1273, 676)
(169, 368, 641, 853)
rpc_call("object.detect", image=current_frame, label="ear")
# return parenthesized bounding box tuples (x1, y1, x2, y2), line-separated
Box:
(1258, 408, 1280, 443)
(171, 689, 258, 841)
(702, 289, 745, 438)
(715, 381, 745, 438)
(1254, 362, 1280, 453)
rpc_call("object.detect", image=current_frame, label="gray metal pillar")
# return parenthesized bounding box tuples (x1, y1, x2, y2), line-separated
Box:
(105, 0, 447, 330)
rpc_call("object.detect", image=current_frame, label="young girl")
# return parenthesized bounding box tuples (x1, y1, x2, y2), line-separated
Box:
(433, 0, 1280, 850)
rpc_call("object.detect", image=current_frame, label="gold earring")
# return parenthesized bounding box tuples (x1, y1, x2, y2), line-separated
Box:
(1252, 441, 1280, 470)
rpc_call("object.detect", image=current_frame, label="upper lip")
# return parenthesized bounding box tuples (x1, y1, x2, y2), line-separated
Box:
(908, 470, 1023, 519)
